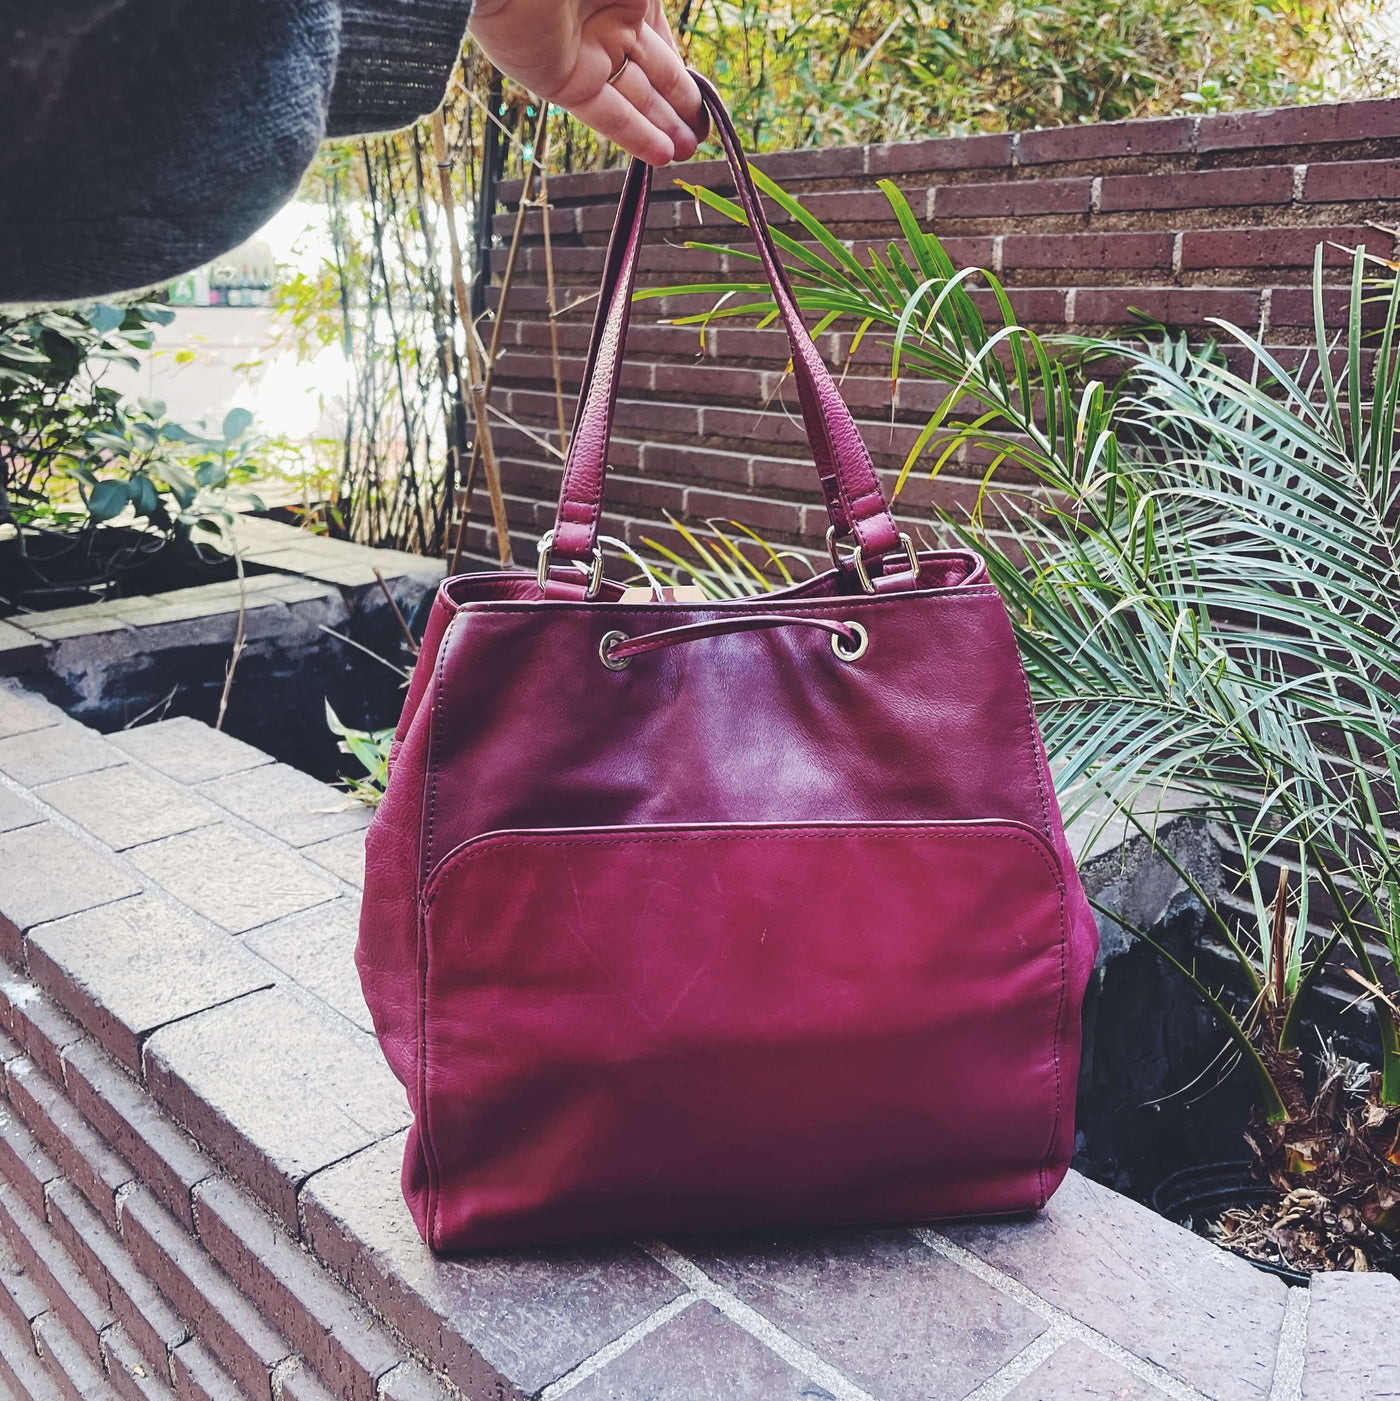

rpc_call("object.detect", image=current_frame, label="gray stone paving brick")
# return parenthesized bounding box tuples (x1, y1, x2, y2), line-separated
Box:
(245, 549, 380, 588)
(302, 831, 367, 887)
(941, 1170, 1287, 1401)
(0, 1096, 61, 1219)
(16, 599, 142, 627)
(102, 1323, 179, 1401)
(364, 550, 444, 587)
(0, 685, 62, 739)
(33, 1310, 122, 1401)
(143, 989, 409, 1232)
(277, 1363, 340, 1401)
(120, 1185, 292, 1401)
(0, 783, 43, 833)
(108, 718, 271, 786)
(0, 724, 124, 786)
(44, 1177, 117, 1307)
(0, 976, 89, 1084)
(243, 901, 372, 1034)
(0, 1225, 52, 1335)
(196, 764, 370, 850)
(123, 577, 287, 631)
(5, 1056, 134, 1223)
(171, 1336, 252, 1401)
(0, 1181, 115, 1358)
(374, 1361, 453, 1401)
(0, 823, 141, 961)
(563, 1300, 814, 1400)
(690, 1227, 1047, 1401)
(22, 615, 126, 642)
(300, 1133, 686, 1397)
(0, 1306, 64, 1401)
(27, 895, 273, 1072)
(1004, 1339, 1171, 1399)
(128, 826, 337, 934)
(1301, 1271, 1400, 1400)
(45, 1179, 189, 1375)
(38, 766, 220, 851)
(0, 619, 45, 676)
(61, 1039, 215, 1232)
(191, 1176, 405, 1401)
(268, 579, 337, 606)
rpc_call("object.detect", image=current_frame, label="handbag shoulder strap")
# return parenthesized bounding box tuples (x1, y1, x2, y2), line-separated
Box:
(541, 71, 909, 598)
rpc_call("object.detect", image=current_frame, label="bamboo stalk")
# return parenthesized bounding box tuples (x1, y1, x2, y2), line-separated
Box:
(412, 125, 468, 555)
(373, 567, 420, 657)
(368, 139, 429, 555)
(448, 102, 552, 573)
(216, 536, 247, 731)
(433, 109, 514, 567)
(538, 154, 570, 455)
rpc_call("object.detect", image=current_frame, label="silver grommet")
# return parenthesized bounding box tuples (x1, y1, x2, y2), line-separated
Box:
(599, 630, 632, 670)
(830, 621, 869, 662)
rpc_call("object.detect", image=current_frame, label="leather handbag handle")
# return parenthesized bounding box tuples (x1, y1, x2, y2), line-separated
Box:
(540, 70, 909, 598)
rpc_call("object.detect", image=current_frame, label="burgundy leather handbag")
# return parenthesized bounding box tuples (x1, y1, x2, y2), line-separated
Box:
(358, 74, 1098, 1254)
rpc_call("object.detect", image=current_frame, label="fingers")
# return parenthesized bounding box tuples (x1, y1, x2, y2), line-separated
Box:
(566, 15, 706, 167)
(633, 15, 707, 143)
(646, 0, 682, 55)
(610, 25, 700, 161)
(568, 82, 676, 167)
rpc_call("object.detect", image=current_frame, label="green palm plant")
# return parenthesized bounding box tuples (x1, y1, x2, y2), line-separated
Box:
(649, 174, 1400, 1267)
(639, 167, 1118, 501)
(632, 515, 814, 598)
(1006, 261, 1400, 1261)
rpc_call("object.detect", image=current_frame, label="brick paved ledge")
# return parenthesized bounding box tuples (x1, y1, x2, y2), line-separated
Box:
(0, 519, 445, 788)
(0, 679, 1397, 1400)
(0, 518, 444, 679)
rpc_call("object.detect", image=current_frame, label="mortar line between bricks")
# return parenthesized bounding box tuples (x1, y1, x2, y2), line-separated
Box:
(0, 717, 362, 904)
(536, 1291, 699, 1399)
(960, 1326, 1066, 1401)
(270, 1353, 304, 1397)
(0, 765, 344, 945)
(915, 1230, 1213, 1401)
(119, 723, 369, 899)
(640, 1240, 880, 1401)
(0, 756, 371, 1044)
(1268, 1285, 1308, 1401)
(291, 1137, 416, 1245)
(132, 984, 274, 1059)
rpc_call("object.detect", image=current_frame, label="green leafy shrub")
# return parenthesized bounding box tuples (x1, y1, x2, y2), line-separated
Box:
(326, 702, 395, 806)
(674, 0, 1388, 149)
(1, 303, 264, 607)
(651, 173, 1400, 1269)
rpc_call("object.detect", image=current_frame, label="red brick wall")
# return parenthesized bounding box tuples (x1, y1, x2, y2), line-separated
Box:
(468, 97, 1400, 568)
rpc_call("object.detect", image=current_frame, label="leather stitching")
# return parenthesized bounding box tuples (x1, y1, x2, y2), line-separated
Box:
(422, 822, 1065, 909)
(548, 75, 900, 559)
(447, 587, 1005, 619)
(1014, 648, 1052, 835)
(420, 613, 458, 1250)
(1008, 635, 1063, 1202)
(418, 822, 1072, 1211)
(1041, 876, 1069, 1206)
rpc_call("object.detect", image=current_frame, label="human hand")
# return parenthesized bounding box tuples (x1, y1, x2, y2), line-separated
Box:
(467, 0, 706, 167)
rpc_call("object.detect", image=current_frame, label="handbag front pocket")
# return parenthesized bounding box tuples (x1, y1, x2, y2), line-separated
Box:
(419, 820, 1070, 1251)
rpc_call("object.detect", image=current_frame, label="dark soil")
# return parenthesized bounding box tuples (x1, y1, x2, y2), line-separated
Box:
(0, 526, 243, 615)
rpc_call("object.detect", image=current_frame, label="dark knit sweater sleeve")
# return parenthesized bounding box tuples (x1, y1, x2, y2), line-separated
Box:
(329, 1, 473, 137)
(0, 0, 472, 305)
